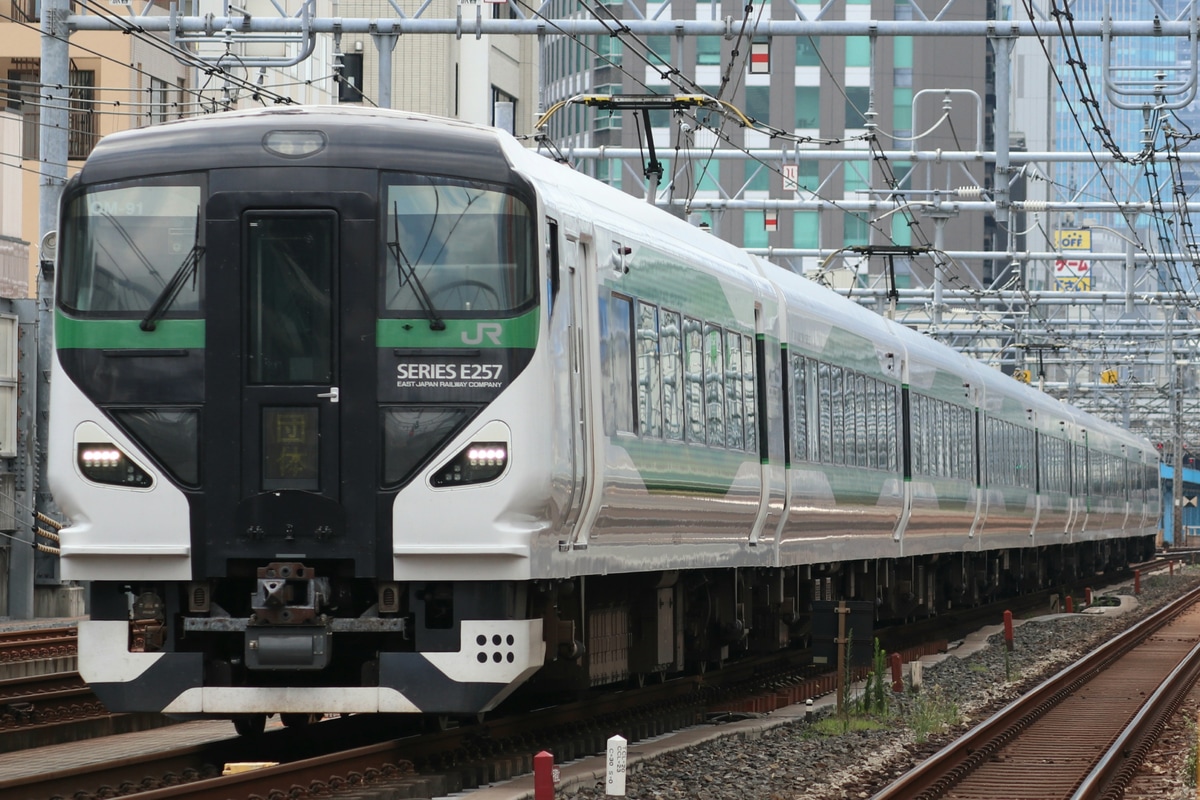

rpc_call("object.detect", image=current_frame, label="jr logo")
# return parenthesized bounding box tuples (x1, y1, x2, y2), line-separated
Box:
(462, 322, 503, 346)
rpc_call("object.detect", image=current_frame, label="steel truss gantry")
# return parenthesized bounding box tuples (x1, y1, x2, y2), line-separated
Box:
(36, 0, 1200, 446)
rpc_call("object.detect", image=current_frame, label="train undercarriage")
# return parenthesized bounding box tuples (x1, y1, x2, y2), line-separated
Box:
(535, 536, 1157, 691)
(83, 536, 1156, 726)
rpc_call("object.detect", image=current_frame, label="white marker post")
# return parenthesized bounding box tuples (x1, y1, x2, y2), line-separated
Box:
(606, 734, 627, 796)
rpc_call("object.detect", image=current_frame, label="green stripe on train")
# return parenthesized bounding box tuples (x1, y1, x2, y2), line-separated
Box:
(377, 308, 539, 349)
(55, 312, 205, 349)
(55, 309, 540, 350)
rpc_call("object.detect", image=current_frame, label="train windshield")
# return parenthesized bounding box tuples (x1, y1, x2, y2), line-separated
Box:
(382, 175, 535, 317)
(59, 181, 204, 317)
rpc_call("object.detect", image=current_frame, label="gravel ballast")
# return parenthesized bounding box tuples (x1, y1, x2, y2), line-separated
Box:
(552, 568, 1200, 800)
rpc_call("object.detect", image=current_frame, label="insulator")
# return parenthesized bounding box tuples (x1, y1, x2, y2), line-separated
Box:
(36, 527, 60, 543)
(1024, 200, 1049, 212)
(36, 512, 63, 530)
(955, 186, 983, 199)
(35, 543, 60, 555)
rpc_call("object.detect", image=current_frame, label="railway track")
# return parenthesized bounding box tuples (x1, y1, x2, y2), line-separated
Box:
(872, 581, 1200, 800)
(0, 626, 77, 665)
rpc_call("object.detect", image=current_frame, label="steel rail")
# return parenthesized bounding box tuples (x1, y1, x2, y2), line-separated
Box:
(0, 627, 77, 663)
(871, 582, 1200, 800)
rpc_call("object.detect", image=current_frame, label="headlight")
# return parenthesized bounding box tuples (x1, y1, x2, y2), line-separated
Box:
(77, 442, 153, 488)
(431, 441, 509, 487)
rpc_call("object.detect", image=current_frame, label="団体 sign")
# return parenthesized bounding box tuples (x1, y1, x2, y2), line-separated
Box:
(1054, 229, 1092, 250)
(1055, 258, 1091, 291)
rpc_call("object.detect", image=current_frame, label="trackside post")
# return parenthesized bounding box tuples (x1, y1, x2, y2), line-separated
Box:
(534, 750, 556, 800)
(606, 734, 627, 795)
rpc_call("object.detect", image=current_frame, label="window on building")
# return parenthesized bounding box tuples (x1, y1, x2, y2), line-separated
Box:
(793, 211, 819, 248)
(492, 88, 516, 134)
(595, 33, 624, 67)
(694, 161, 719, 193)
(8, 63, 97, 160)
(844, 214, 869, 246)
(893, 88, 913, 134)
(845, 86, 871, 129)
(844, 160, 870, 194)
(149, 77, 170, 125)
(697, 37, 722, 65)
(743, 210, 768, 248)
(491, 0, 518, 19)
(646, 35, 671, 65)
(744, 161, 769, 192)
(797, 160, 819, 190)
(796, 36, 821, 67)
(845, 36, 871, 67)
(745, 86, 770, 124)
(597, 158, 622, 189)
(795, 86, 820, 128)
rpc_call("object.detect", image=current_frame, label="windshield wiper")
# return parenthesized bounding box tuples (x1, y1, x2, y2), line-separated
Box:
(140, 209, 204, 332)
(388, 201, 445, 331)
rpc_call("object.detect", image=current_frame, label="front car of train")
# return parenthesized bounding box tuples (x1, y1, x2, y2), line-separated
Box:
(48, 107, 556, 722)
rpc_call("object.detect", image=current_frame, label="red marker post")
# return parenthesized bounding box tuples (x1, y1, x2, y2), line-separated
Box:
(890, 652, 903, 692)
(1065, 595, 1073, 613)
(534, 750, 556, 800)
(1003, 610, 1014, 652)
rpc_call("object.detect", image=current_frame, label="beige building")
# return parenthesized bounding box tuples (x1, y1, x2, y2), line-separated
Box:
(336, 0, 540, 136)
(2, 0, 193, 295)
(1, 0, 338, 294)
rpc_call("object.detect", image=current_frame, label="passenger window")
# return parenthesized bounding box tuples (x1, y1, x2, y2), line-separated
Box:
(854, 373, 867, 468)
(724, 331, 744, 451)
(704, 324, 725, 447)
(817, 361, 832, 463)
(741, 334, 757, 453)
(830, 366, 844, 465)
(604, 293, 634, 434)
(661, 310, 684, 441)
(636, 301, 663, 438)
(790, 354, 807, 462)
(684, 317, 705, 443)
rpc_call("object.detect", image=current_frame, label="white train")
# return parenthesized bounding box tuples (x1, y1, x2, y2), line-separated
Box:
(48, 107, 1157, 732)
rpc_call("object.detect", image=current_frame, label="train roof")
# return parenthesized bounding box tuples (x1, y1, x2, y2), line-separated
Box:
(74, 106, 522, 186)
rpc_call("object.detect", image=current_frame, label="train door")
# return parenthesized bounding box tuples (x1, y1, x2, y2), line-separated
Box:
(242, 210, 339, 497)
(748, 305, 771, 546)
(202, 188, 378, 579)
(560, 224, 602, 549)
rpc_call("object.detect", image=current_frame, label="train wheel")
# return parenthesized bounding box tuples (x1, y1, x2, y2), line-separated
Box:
(233, 714, 267, 736)
(281, 713, 322, 728)
(423, 714, 457, 732)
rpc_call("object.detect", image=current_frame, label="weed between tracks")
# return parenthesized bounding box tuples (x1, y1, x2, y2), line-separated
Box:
(804, 638, 960, 744)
